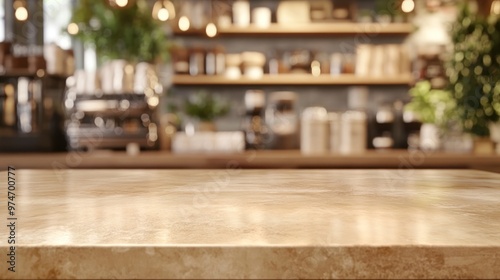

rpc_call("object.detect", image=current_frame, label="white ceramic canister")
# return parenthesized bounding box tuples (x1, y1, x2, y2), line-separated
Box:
(111, 59, 127, 93)
(340, 110, 367, 154)
(100, 61, 114, 94)
(301, 107, 330, 154)
(329, 112, 341, 153)
(419, 123, 440, 151)
(252, 7, 271, 28)
(233, 0, 251, 27)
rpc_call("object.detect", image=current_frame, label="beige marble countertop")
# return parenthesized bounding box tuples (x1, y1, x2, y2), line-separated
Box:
(1, 169, 499, 279)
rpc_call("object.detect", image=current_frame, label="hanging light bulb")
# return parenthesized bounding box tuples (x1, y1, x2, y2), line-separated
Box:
(13, 0, 28, 21)
(492, 0, 500, 15)
(157, 7, 170, 21)
(206, 22, 217, 38)
(15, 6, 28, 21)
(108, 0, 133, 8)
(401, 0, 415, 13)
(152, 0, 176, 21)
(115, 0, 128, 7)
(205, 0, 217, 37)
(178, 16, 190, 31)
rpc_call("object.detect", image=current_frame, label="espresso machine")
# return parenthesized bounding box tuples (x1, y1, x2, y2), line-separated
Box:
(64, 62, 162, 151)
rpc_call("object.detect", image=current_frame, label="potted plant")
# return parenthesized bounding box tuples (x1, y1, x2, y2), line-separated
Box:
(375, 0, 398, 23)
(184, 92, 230, 132)
(405, 81, 457, 151)
(447, 2, 500, 154)
(69, 0, 168, 64)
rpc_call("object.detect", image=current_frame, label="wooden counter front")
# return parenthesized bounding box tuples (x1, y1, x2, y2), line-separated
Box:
(1, 150, 500, 172)
(0, 169, 499, 279)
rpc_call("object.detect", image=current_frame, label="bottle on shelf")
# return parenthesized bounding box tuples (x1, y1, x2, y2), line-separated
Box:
(242, 90, 268, 150)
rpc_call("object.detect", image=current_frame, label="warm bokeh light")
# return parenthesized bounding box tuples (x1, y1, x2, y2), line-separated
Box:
(401, 0, 415, 13)
(178, 16, 190, 31)
(157, 8, 169, 21)
(206, 22, 217, 38)
(115, 0, 128, 7)
(152, 0, 175, 21)
(492, 0, 500, 15)
(15, 7, 28, 21)
(67, 23, 79, 35)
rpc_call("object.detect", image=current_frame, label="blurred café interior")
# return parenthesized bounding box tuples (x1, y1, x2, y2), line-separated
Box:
(0, 0, 499, 171)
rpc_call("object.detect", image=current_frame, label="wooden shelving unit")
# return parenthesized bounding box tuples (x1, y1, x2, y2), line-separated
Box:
(172, 23, 415, 36)
(172, 74, 414, 86)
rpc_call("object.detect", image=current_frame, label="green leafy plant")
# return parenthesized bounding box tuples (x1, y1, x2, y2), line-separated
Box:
(375, 0, 400, 17)
(405, 81, 457, 125)
(69, 0, 168, 63)
(184, 92, 230, 122)
(447, 3, 500, 136)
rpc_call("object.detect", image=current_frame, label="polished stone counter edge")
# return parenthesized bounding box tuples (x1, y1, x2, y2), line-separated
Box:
(4, 246, 500, 279)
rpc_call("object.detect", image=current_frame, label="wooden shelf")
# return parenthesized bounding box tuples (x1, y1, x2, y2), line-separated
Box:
(172, 74, 413, 86)
(0, 69, 68, 79)
(172, 23, 414, 36)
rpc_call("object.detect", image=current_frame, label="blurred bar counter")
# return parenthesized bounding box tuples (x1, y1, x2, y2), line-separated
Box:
(1, 150, 499, 172)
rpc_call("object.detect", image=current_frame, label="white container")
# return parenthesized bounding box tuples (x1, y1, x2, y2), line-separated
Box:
(252, 7, 271, 28)
(85, 70, 99, 95)
(340, 111, 367, 154)
(301, 107, 329, 154)
(329, 112, 341, 153)
(111, 59, 127, 93)
(74, 70, 87, 95)
(420, 123, 440, 151)
(330, 53, 342, 76)
(244, 66, 263, 79)
(277, 1, 310, 24)
(233, 0, 250, 27)
(225, 54, 242, 79)
(100, 61, 114, 94)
